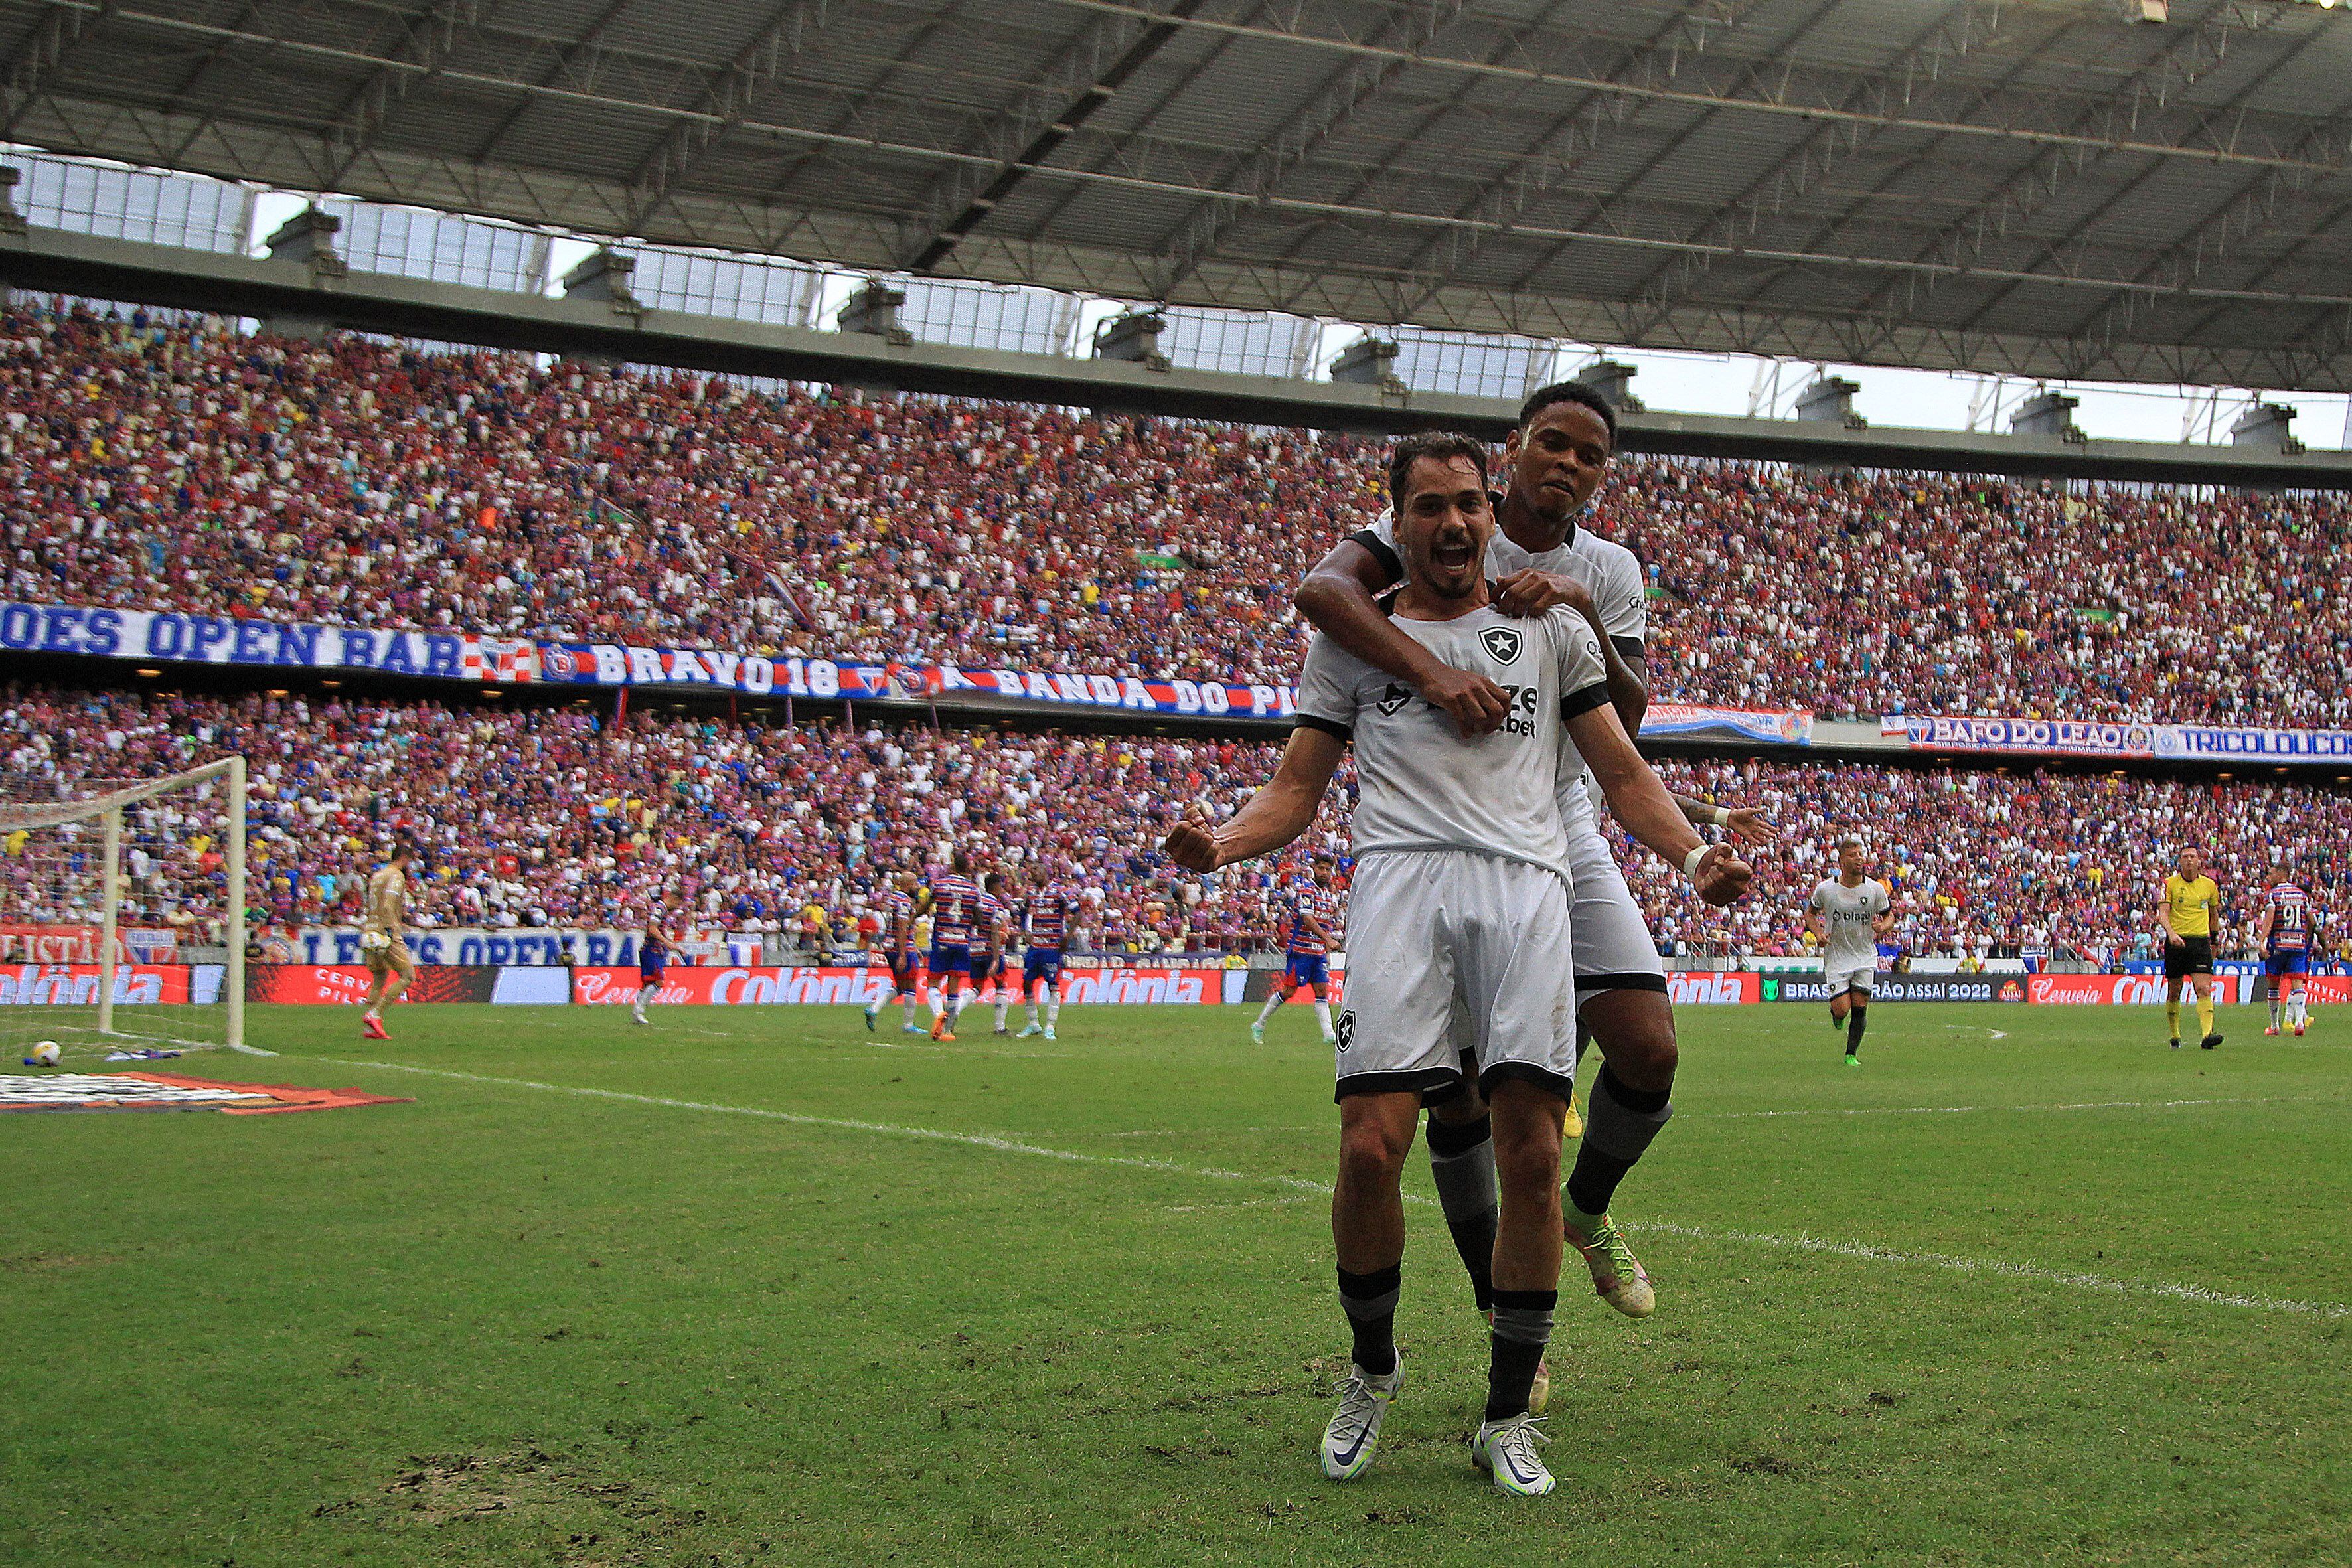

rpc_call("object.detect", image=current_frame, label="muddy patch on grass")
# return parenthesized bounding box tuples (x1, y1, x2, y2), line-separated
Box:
(325, 1445, 719, 1563)
(1, 1251, 118, 1272)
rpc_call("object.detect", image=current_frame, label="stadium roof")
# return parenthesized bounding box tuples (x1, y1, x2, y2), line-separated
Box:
(5, 0, 2351, 392)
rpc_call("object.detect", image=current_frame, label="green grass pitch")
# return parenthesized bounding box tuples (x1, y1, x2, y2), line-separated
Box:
(5, 1000, 2348, 1566)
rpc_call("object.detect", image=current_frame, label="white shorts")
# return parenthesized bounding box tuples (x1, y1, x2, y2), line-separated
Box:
(1333, 850, 1577, 1105)
(1826, 962, 1876, 996)
(1563, 819, 1669, 999)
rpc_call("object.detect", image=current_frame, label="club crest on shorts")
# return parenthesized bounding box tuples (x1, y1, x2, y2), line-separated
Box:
(1334, 1009, 1355, 1054)
(1479, 625, 1523, 665)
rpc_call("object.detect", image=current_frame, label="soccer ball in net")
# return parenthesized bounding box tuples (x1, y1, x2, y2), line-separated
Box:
(23, 1041, 61, 1067)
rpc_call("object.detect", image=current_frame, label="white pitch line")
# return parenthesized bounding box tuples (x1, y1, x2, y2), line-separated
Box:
(279, 1054, 2349, 1322)
(291, 1055, 1340, 1196)
(1697, 1091, 2349, 1121)
(1629, 1221, 2350, 1320)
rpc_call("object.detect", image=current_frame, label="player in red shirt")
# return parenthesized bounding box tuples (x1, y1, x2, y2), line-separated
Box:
(862, 868, 928, 1034)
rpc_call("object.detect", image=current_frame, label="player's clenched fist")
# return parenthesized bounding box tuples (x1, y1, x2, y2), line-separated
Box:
(1492, 567, 1593, 619)
(1163, 807, 1223, 873)
(1691, 844, 1754, 907)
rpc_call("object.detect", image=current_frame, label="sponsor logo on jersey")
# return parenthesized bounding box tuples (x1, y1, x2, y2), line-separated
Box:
(1376, 684, 1411, 716)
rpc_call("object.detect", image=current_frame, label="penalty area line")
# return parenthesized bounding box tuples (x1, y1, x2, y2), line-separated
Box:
(283, 1054, 2347, 1322)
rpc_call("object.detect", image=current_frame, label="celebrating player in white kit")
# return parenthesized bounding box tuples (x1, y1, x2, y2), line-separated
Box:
(1166, 433, 1749, 1497)
(1298, 382, 1775, 1322)
(1807, 838, 1894, 1066)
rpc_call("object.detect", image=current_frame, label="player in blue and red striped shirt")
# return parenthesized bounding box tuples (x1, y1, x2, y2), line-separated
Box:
(2259, 872, 2317, 1037)
(927, 852, 988, 1040)
(1015, 870, 1079, 1040)
(1251, 852, 1342, 1046)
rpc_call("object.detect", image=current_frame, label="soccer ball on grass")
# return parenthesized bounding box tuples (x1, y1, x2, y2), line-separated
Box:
(23, 1041, 61, 1067)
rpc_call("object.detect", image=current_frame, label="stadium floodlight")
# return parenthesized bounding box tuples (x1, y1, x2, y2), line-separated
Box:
(0, 758, 251, 1061)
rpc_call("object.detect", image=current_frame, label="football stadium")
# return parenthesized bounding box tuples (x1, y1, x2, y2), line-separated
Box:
(4, 0, 2351, 1559)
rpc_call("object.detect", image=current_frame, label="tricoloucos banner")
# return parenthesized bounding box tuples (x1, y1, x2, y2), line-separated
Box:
(1893, 713, 2352, 768)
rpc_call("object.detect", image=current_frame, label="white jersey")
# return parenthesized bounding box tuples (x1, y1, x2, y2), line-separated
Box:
(1293, 604, 1610, 878)
(1360, 511, 1646, 830)
(1810, 876, 1891, 969)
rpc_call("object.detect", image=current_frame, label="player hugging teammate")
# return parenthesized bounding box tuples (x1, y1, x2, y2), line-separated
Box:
(1168, 430, 1751, 1496)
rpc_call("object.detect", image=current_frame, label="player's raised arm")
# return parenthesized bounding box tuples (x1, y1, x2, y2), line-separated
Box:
(1162, 725, 1348, 872)
(1568, 700, 1750, 907)
(1297, 536, 1508, 738)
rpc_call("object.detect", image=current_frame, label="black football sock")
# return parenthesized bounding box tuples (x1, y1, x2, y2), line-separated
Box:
(1847, 1004, 1867, 1055)
(1337, 1263, 1400, 1377)
(1566, 1063, 1674, 1221)
(1485, 1288, 1557, 1421)
(1426, 1114, 1499, 1312)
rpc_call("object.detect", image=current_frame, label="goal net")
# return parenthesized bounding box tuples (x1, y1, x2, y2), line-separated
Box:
(0, 757, 249, 1061)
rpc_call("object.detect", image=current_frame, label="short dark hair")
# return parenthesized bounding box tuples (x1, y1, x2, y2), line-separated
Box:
(1518, 381, 1617, 441)
(1388, 431, 1490, 509)
(388, 842, 414, 861)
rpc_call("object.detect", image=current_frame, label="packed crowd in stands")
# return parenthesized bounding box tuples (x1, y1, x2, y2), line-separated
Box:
(5, 684, 2343, 963)
(6, 301, 2351, 726)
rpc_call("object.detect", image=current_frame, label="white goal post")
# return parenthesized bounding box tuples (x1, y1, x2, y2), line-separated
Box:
(0, 755, 249, 1056)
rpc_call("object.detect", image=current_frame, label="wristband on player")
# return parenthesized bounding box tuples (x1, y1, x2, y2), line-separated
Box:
(1709, 805, 1732, 828)
(1684, 844, 1712, 882)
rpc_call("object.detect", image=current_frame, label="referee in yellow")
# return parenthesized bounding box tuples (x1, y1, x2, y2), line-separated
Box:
(2157, 846, 2225, 1050)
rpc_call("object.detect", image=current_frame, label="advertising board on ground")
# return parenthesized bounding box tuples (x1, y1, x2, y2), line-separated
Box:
(1766, 975, 2029, 1004)
(572, 965, 1249, 1006)
(245, 966, 570, 1005)
(0, 964, 222, 1004)
(2026, 974, 2247, 1006)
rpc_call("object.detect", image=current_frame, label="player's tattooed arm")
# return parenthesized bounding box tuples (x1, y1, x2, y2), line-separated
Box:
(1297, 537, 1509, 739)
(1672, 795, 1780, 846)
(1569, 703, 1751, 907)
(1162, 727, 1347, 872)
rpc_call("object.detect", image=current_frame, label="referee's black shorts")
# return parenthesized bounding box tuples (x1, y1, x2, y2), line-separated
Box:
(2163, 935, 2215, 980)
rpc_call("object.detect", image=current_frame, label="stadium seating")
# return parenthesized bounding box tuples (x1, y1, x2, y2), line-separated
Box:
(6, 302, 2350, 726)
(5, 684, 2342, 961)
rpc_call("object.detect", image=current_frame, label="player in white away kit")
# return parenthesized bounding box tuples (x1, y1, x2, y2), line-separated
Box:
(1167, 433, 1750, 1497)
(1806, 838, 1893, 1066)
(1299, 382, 1776, 1324)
